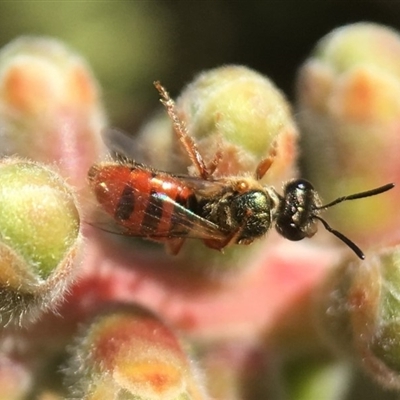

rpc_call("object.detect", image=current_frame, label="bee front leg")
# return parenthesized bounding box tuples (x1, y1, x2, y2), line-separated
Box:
(203, 224, 248, 251)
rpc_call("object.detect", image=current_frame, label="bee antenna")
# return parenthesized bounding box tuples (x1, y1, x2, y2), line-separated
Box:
(313, 216, 365, 259)
(317, 183, 394, 210)
(312, 183, 394, 259)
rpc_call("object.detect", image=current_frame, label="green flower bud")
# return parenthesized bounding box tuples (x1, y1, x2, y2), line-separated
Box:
(315, 246, 400, 389)
(138, 65, 298, 185)
(0, 158, 81, 324)
(176, 65, 298, 184)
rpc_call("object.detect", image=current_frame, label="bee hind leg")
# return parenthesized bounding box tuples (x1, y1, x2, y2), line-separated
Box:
(165, 238, 186, 255)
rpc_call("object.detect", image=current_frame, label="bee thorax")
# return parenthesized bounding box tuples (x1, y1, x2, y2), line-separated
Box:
(201, 189, 274, 243)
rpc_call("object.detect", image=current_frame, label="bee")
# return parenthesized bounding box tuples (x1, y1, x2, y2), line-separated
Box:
(88, 82, 394, 259)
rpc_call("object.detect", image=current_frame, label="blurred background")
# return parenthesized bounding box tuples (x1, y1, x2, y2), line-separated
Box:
(0, 1, 399, 133)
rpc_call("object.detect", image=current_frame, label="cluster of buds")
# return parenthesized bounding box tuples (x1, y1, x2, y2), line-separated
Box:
(0, 22, 399, 399)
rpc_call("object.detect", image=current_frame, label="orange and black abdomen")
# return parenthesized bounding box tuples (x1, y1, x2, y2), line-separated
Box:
(88, 162, 196, 237)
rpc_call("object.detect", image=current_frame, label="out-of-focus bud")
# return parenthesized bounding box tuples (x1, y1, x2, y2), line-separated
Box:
(297, 23, 400, 248)
(65, 306, 208, 400)
(315, 246, 400, 389)
(284, 357, 353, 400)
(0, 157, 81, 324)
(0, 36, 107, 188)
(199, 340, 271, 400)
(137, 65, 298, 186)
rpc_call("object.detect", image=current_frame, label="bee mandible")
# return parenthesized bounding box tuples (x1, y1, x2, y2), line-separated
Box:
(88, 82, 394, 258)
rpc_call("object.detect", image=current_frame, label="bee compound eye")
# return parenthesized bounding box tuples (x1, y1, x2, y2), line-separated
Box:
(285, 179, 315, 195)
(275, 220, 307, 241)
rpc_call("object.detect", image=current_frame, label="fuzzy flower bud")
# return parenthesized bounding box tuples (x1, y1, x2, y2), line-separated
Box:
(297, 23, 400, 248)
(0, 158, 81, 324)
(0, 36, 106, 188)
(137, 65, 298, 185)
(315, 246, 400, 389)
(65, 306, 208, 400)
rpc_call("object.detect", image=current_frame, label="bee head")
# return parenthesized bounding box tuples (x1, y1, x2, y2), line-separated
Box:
(274, 179, 394, 260)
(275, 179, 320, 242)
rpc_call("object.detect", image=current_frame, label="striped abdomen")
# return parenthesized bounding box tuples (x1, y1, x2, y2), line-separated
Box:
(88, 163, 197, 237)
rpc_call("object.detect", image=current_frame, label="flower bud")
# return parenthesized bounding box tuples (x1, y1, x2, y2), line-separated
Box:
(297, 23, 400, 247)
(65, 306, 208, 400)
(315, 246, 400, 389)
(0, 158, 81, 324)
(0, 36, 106, 188)
(138, 65, 298, 185)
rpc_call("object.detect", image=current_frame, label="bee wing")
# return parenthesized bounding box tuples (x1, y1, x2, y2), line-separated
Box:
(173, 174, 229, 197)
(102, 127, 148, 163)
(144, 175, 231, 240)
(147, 192, 227, 240)
(90, 185, 227, 241)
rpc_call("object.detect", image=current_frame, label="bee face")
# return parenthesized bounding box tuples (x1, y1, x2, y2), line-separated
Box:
(275, 179, 320, 241)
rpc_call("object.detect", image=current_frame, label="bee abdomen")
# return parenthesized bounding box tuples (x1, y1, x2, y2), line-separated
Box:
(119, 168, 197, 236)
(115, 184, 135, 221)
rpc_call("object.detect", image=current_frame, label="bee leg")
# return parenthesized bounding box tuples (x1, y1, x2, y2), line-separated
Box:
(202, 238, 227, 251)
(203, 224, 246, 251)
(165, 238, 185, 255)
(154, 81, 212, 180)
(206, 146, 223, 176)
(255, 140, 278, 180)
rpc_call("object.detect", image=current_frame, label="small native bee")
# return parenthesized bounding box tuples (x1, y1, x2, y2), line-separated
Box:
(88, 82, 394, 259)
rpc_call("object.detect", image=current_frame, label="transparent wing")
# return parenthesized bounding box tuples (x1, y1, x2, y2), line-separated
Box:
(142, 191, 227, 240)
(91, 181, 227, 241)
